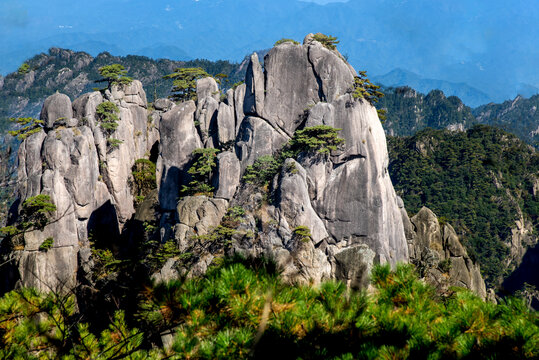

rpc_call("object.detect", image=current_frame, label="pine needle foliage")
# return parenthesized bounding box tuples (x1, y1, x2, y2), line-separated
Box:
(289, 125, 344, 155)
(312, 33, 340, 50)
(243, 125, 344, 188)
(182, 148, 220, 196)
(0, 261, 537, 358)
(292, 226, 312, 243)
(17, 63, 30, 75)
(131, 159, 157, 202)
(96, 101, 120, 133)
(0, 194, 56, 243)
(96, 101, 124, 150)
(274, 38, 300, 46)
(8, 117, 44, 140)
(351, 71, 384, 105)
(38, 237, 54, 251)
(97, 63, 133, 88)
(163, 67, 212, 102)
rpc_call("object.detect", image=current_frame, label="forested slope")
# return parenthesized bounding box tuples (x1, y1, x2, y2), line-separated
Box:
(388, 125, 538, 286)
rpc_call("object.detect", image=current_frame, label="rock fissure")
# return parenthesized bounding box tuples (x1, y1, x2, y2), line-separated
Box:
(307, 46, 328, 103)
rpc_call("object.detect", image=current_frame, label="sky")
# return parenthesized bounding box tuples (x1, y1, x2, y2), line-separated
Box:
(1, 0, 538, 103)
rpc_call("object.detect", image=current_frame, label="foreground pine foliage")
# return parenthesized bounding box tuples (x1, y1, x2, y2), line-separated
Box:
(1, 261, 537, 359)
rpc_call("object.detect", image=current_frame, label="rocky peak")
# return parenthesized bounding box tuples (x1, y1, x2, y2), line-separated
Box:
(4, 35, 483, 295)
(401, 206, 487, 298)
(3, 79, 156, 292)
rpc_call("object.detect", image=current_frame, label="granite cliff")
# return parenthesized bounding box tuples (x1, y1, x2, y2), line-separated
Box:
(1, 35, 486, 298)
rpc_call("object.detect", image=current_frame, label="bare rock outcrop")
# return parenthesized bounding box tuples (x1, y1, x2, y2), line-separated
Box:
(7, 81, 155, 292)
(7, 35, 423, 293)
(158, 101, 201, 210)
(405, 207, 487, 298)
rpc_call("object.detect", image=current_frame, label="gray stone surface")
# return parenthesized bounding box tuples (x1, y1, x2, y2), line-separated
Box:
(8, 35, 449, 295)
(408, 207, 487, 298)
(243, 53, 265, 117)
(306, 42, 355, 102)
(153, 98, 175, 112)
(212, 151, 240, 200)
(196, 77, 220, 102)
(235, 116, 289, 173)
(275, 159, 329, 244)
(334, 244, 376, 290)
(40, 93, 73, 129)
(216, 102, 235, 146)
(234, 83, 246, 136)
(158, 101, 201, 210)
(195, 96, 219, 147)
(263, 43, 320, 135)
(175, 196, 229, 245)
(11, 84, 155, 292)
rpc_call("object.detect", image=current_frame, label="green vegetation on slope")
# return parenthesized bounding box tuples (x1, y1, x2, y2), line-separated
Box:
(388, 125, 539, 286)
(474, 94, 539, 148)
(377, 87, 476, 136)
(0, 48, 245, 131)
(1, 260, 537, 359)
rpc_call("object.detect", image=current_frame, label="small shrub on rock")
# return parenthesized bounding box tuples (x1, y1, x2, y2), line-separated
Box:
(182, 148, 219, 196)
(312, 33, 339, 50)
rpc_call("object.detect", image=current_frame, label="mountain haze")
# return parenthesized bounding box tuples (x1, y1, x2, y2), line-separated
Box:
(2, 0, 539, 103)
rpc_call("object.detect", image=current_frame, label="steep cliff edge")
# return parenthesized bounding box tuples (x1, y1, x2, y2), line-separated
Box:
(2, 34, 486, 297)
(153, 34, 409, 287)
(2, 81, 157, 292)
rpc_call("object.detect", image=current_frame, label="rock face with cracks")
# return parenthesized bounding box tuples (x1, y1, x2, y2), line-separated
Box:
(5, 81, 155, 292)
(4, 34, 485, 296)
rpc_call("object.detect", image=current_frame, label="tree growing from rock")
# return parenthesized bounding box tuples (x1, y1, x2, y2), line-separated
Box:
(97, 64, 133, 88)
(313, 33, 339, 50)
(96, 101, 123, 149)
(8, 117, 44, 140)
(163, 67, 212, 102)
(351, 70, 386, 120)
(182, 148, 220, 196)
(17, 63, 30, 75)
(131, 159, 156, 203)
(289, 125, 345, 155)
(0, 194, 56, 250)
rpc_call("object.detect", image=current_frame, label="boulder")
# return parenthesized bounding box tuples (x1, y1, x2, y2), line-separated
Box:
(40, 93, 73, 130)
(174, 196, 229, 247)
(334, 244, 376, 290)
(153, 98, 175, 112)
(409, 207, 487, 298)
(196, 77, 219, 102)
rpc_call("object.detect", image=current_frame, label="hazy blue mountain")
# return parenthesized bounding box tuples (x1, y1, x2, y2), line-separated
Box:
(133, 44, 191, 61)
(516, 83, 539, 98)
(373, 68, 492, 107)
(2, 0, 538, 103)
(474, 94, 539, 147)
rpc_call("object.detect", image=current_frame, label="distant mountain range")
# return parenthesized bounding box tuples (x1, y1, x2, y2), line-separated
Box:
(1, 47, 538, 152)
(373, 68, 492, 108)
(2, 0, 538, 103)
